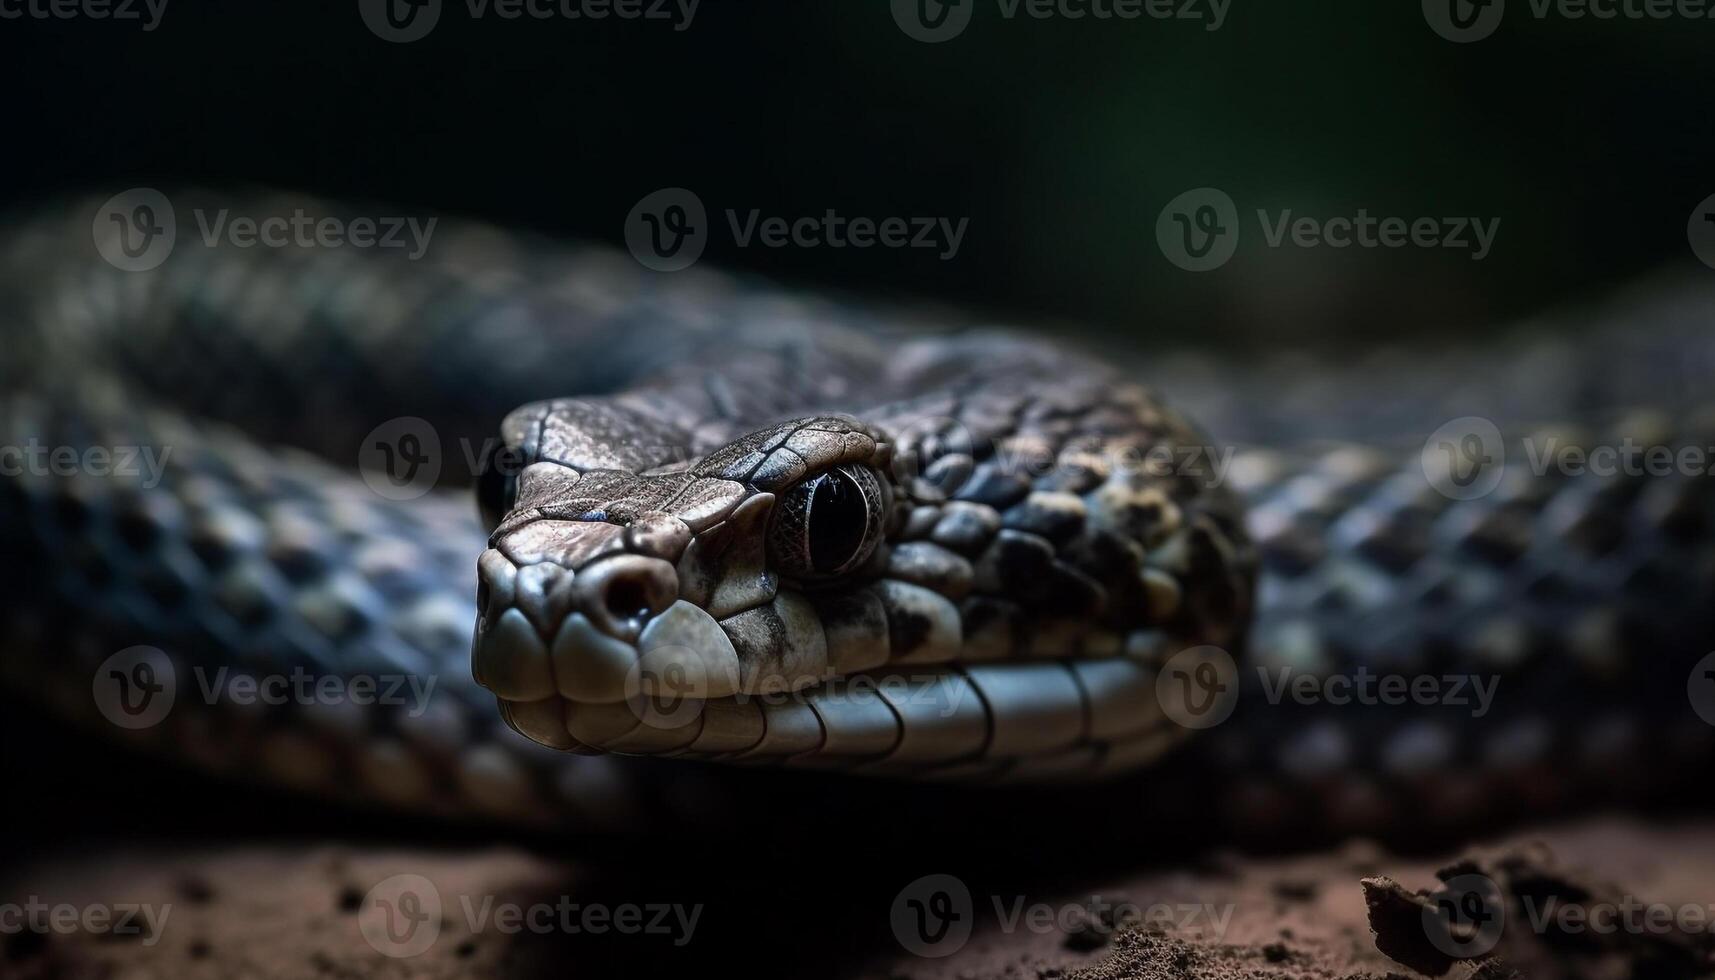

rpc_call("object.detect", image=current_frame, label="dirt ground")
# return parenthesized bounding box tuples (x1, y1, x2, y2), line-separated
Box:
(4, 818, 1713, 980)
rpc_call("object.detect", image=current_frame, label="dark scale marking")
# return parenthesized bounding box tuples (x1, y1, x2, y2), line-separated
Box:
(884, 598, 935, 655)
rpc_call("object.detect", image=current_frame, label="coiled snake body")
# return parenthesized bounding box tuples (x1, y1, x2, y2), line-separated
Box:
(3, 194, 1713, 840)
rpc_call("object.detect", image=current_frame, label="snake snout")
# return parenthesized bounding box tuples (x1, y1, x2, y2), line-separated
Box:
(472, 543, 689, 716)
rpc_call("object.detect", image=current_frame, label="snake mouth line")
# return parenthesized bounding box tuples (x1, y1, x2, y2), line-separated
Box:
(474, 545, 1192, 778)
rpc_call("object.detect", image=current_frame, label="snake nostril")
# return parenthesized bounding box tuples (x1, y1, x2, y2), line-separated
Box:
(604, 576, 652, 622)
(576, 554, 678, 640)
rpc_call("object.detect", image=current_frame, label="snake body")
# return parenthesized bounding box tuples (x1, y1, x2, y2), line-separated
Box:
(3, 193, 1713, 839)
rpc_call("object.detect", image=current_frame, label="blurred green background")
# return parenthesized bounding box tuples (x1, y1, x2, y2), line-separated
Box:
(4, 0, 1712, 346)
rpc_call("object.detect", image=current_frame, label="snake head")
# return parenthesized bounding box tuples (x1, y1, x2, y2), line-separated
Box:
(472, 377, 1253, 778)
(472, 401, 913, 756)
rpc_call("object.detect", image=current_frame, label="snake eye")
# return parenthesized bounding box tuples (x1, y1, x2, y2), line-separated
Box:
(766, 464, 886, 581)
(477, 443, 522, 531)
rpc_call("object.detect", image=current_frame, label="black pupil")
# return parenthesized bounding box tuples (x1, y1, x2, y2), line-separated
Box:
(808, 469, 869, 573)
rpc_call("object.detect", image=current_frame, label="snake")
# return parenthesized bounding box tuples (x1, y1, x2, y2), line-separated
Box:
(3, 191, 1713, 842)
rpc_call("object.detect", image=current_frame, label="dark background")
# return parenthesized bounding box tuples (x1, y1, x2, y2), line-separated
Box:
(3, 1, 1713, 342)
